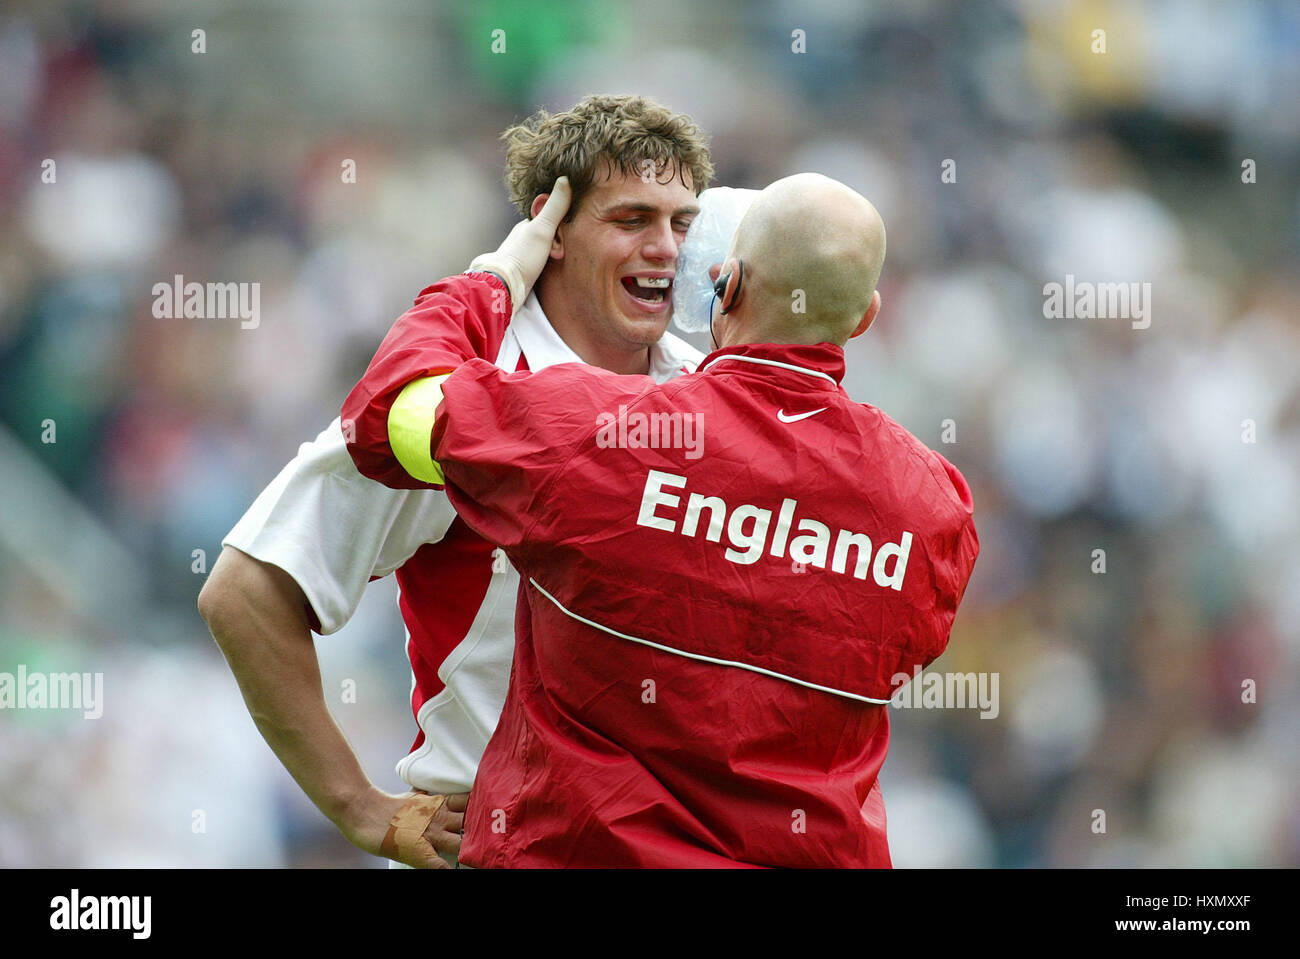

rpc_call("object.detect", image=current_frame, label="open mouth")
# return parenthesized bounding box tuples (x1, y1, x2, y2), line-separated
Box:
(621, 276, 671, 304)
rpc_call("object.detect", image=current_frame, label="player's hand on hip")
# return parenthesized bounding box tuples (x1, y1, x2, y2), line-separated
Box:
(342, 787, 469, 869)
(469, 176, 572, 313)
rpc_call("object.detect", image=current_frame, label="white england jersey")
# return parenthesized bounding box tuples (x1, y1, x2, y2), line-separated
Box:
(224, 291, 702, 793)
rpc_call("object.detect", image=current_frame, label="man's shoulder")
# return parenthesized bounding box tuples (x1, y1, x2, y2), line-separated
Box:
(384, 273, 511, 341)
(848, 400, 974, 516)
(237, 416, 454, 525)
(409, 271, 506, 307)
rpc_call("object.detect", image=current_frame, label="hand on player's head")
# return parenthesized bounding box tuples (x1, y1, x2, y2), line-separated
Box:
(469, 177, 572, 312)
(529, 176, 572, 230)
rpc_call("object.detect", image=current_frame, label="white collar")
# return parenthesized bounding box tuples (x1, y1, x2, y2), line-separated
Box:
(699, 352, 839, 385)
(512, 292, 702, 384)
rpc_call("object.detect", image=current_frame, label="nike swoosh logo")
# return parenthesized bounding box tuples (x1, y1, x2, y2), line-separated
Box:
(777, 407, 827, 423)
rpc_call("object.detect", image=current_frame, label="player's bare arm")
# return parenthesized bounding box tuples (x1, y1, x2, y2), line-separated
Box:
(206, 98, 712, 869)
(198, 546, 466, 868)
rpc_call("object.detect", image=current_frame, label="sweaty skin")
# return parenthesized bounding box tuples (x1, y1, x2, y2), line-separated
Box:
(531, 164, 699, 375)
(198, 547, 468, 868)
(712, 173, 887, 349)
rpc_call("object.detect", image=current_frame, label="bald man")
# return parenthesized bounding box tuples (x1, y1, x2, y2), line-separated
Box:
(342, 173, 980, 867)
(708, 173, 885, 349)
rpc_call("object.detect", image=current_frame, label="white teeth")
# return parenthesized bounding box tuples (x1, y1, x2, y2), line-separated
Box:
(633, 277, 670, 288)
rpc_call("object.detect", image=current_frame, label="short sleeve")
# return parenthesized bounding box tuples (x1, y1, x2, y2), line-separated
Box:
(224, 418, 459, 634)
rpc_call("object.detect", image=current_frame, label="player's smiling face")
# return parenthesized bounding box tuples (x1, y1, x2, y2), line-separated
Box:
(537, 163, 698, 371)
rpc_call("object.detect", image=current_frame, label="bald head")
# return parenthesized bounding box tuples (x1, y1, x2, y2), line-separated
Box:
(721, 173, 886, 346)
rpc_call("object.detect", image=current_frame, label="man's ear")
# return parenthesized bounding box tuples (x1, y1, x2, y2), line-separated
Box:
(530, 193, 566, 260)
(715, 257, 743, 314)
(849, 290, 881, 339)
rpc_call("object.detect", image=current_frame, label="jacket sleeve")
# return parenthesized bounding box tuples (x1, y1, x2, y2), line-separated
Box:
(431, 359, 655, 554)
(341, 272, 513, 489)
(924, 449, 980, 639)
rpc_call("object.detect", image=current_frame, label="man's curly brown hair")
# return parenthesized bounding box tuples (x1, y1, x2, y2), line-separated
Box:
(502, 94, 714, 220)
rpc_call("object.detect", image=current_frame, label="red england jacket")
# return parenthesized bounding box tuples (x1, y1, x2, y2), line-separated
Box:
(343, 273, 979, 868)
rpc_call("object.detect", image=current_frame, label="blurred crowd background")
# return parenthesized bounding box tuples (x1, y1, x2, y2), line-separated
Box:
(1, 0, 1297, 867)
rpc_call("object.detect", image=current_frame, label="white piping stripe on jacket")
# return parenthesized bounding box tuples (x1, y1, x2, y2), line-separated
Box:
(528, 577, 892, 705)
(699, 352, 839, 386)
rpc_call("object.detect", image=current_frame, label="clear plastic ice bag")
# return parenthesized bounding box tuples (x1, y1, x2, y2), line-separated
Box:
(671, 186, 761, 333)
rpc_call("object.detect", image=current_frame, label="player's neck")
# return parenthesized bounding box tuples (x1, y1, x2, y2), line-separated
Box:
(538, 288, 651, 376)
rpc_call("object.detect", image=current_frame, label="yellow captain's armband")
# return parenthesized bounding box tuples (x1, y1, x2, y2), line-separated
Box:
(387, 373, 453, 484)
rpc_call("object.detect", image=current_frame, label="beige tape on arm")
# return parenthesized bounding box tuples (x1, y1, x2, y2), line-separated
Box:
(387, 373, 452, 484)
